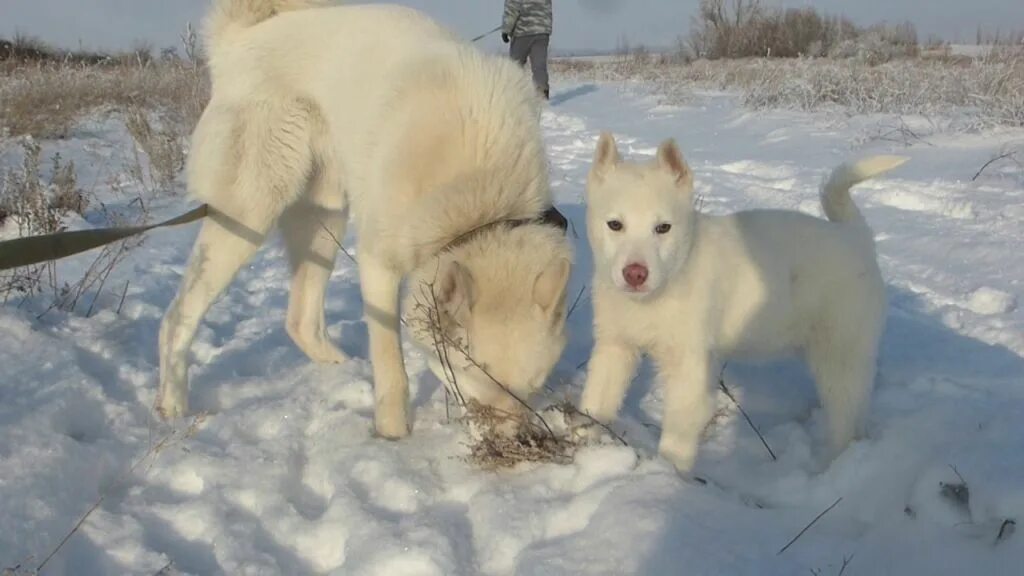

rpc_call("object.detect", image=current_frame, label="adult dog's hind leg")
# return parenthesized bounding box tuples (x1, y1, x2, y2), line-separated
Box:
(157, 212, 275, 419)
(281, 165, 349, 364)
(156, 99, 317, 420)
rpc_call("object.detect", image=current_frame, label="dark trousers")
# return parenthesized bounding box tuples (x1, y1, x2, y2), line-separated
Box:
(509, 34, 549, 94)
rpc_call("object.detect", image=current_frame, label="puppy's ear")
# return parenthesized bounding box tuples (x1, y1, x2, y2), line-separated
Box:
(533, 257, 571, 318)
(656, 138, 693, 189)
(590, 132, 621, 182)
(437, 259, 474, 324)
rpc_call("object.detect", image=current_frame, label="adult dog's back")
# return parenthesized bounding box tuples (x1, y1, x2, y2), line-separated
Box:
(193, 1, 549, 246)
(157, 1, 573, 437)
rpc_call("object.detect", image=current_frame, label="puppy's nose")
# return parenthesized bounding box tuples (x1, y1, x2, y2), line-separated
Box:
(622, 263, 648, 288)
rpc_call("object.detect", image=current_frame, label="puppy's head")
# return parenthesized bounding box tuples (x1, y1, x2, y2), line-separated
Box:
(586, 132, 696, 298)
(410, 232, 572, 410)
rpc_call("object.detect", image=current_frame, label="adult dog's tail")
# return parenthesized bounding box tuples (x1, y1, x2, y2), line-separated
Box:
(205, 0, 329, 48)
(820, 155, 908, 224)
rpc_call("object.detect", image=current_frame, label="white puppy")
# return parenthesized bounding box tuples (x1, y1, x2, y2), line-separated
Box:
(156, 0, 572, 436)
(579, 132, 906, 471)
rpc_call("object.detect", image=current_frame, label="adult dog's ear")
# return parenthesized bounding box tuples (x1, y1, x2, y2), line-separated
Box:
(590, 131, 621, 183)
(533, 258, 571, 319)
(436, 259, 475, 324)
(656, 138, 693, 190)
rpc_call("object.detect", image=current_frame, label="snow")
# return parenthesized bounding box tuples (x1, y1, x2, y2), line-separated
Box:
(2, 82, 1024, 575)
(966, 287, 1017, 316)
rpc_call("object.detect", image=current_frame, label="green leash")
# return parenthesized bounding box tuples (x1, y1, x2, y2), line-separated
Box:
(0, 204, 208, 271)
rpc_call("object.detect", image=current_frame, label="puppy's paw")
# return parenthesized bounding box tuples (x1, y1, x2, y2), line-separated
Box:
(658, 434, 700, 473)
(568, 410, 616, 445)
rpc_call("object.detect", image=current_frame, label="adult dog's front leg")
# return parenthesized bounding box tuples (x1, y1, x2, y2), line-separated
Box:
(359, 255, 410, 439)
(655, 351, 717, 472)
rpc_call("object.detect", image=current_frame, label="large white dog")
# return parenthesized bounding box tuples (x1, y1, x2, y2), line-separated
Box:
(579, 132, 906, 471)
(156, 0, 573, 437)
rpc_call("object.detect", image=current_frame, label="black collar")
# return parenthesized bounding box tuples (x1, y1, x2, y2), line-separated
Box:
(443, 205, 568, 251)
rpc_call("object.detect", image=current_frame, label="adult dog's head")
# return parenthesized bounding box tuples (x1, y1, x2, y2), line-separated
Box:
(406, 226, 572, 414)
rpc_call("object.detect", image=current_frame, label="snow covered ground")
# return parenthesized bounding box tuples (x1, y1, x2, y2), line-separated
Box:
(2, 82, 1023, 575)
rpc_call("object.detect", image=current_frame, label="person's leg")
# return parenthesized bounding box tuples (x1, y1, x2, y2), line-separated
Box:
(530, 34, 550, 98)
(509, 34, 530, 66)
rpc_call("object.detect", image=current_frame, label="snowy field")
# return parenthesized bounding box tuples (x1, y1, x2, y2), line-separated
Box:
(2, 82, 1023, 575)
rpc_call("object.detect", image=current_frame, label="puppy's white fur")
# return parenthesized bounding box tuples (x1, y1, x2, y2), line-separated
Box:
(580, 132, 905, 471)
(156, 0, 572, 436)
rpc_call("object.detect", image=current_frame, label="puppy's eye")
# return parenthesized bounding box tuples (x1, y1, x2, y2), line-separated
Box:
(655, 223, 672, 234)
(607, 220, 624, 232)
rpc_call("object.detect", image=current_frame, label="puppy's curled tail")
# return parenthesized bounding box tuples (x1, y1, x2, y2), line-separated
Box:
(204, 0, 329, 48)
(820, 155, 908, 224)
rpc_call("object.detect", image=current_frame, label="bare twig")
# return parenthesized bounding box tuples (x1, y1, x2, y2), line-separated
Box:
(972, 151, 1015, 181)
(420, 278, 466, 411)
(444, 328, 556, 437)
(566, 284, 586, 320)
(837, 554, 854, 576)
(949, 463, 967, 484)
(85, 249, 118, 317)
(996, 519, 1016, 544)
(116, 280, 130, 315)
(35, 415, 204, 573)
(777, 497, 843, 555)
(718, 364, 777, 461)
(318, 221, 356, 265)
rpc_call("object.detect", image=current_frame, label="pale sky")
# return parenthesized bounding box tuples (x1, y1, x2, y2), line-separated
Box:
(1, 0, 1020, 54)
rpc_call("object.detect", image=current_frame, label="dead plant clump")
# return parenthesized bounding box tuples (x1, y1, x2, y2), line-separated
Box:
(461, 400, 578, 470)
(0, 139, 86, 234)
(0, 140, 83, 303)
(0, 139, 144, 312)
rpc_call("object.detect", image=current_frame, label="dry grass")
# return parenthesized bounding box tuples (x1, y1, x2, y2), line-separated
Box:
(124, 106, 189, 193)
(688, 0, 907, 61)
(0, 60, 208, 140)
(0, 38, 206, 310)
(554, 49, 1024, 129)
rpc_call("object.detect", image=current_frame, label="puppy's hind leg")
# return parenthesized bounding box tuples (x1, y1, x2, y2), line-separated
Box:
(281, 163, 350, 365)
(156, 99, 317, 420)
(806, 328, 879, 462)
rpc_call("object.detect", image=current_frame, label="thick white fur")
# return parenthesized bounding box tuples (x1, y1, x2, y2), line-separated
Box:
(580, 132, 906, 471)
(156, 1, 572, 437)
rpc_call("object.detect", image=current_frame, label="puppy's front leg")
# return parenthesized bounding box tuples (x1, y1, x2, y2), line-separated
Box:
(579, 340, 640, 425)
(655, 351, 717, 472)
(359, 255, 410, 439)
